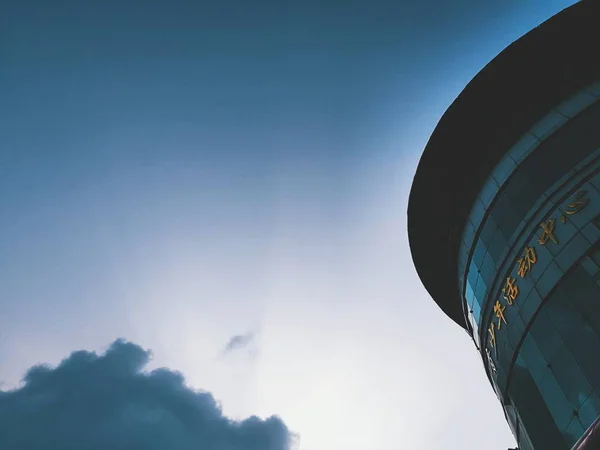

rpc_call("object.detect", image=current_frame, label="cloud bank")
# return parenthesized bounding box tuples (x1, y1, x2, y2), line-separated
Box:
(0, 339, 294, 450)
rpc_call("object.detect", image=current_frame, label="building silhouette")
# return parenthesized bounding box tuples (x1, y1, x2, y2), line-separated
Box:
(408, 2, 600, 449)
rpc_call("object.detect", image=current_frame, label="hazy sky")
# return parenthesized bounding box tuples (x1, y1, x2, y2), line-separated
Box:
(0, 1, 579, 449)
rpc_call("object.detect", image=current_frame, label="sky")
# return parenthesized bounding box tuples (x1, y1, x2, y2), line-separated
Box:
(0, 1, 580, 449)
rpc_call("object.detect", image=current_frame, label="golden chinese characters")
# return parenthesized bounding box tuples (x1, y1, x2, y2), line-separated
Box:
(538, 218, 558, 245)
(565, 190, 589, 215)
(502, 277, 519, 305)
(494, 300, 507, 329)
(517, 247, 537, 277)
(483, 187, 593, 364)
(488, 323, 496, 348)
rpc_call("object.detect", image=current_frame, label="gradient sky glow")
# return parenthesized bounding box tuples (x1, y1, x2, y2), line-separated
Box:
(0, 1, 580, 449)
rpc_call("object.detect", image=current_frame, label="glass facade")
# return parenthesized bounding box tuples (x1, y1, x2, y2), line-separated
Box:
(458, 82, 600, 449)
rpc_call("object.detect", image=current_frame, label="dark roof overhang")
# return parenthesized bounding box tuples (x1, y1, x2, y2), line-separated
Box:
(408, 0, 600, 329)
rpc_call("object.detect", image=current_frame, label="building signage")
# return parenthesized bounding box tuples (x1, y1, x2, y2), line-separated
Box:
(487, 190, 590, 349)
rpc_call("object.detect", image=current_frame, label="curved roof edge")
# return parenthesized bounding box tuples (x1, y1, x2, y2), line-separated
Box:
(408, 1, 600, 330)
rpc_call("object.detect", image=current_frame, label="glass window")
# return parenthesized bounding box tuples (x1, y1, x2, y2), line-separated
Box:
(536, 262, 564, 298)
(581, 221, 600, 245)
(491, 193, 522, 239)
(471, 300, 482, 329)
(465, 278, 476, 308)
(589, 245, 600, 268)
(497, 337, 515, 371)
(536, 372, 574, 431)
(480, 252, 497, 285)
(577, 393, 600, 430)
(480, 216, 498, 246)
(520, 289, 543, 325)
(564, 418, 586, 449)
(472, 240, 487, 268)
(574, 291, 600, 334)
(470, 200, 486, 230)
(517, 421, 535, 450)
(555, 232, 591, 272)
(564, 326, 600, 395)
(589, 172, 600, 194)
(503, 171, 538, 217)
(530, 310, 564, 363)
(467, 262, 479, 288)
(509, 357, 566, 450)
(515, 274, 534, 308)
(550, 343, 593, 410)
(474, 274, 488, 307)
(561, 184, 600, 230)
(545, 290, 584, 338)
(518, 336, 549, 385)
(487, 227, 508, 262)
(506, 311, 526, 350)
(462, 220, 477, 248)
(580, 255, 600, 277)
(531, 243, 554, 283)
(548, 218, 579, 258)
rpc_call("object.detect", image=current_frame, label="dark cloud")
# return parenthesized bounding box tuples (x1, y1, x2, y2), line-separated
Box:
(0, 339, 294, 450)
(223, 332, 256, 354)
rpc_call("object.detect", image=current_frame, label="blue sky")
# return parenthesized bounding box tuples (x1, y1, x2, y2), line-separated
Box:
(0, 1, 579, 449)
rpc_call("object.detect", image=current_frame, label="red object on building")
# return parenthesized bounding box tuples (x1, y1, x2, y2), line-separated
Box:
(572, 416, 600, 450)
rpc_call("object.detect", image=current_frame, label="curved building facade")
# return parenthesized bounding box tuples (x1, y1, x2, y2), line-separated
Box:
(408, 3, 600, 450)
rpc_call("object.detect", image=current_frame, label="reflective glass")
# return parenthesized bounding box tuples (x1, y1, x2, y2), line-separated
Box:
(479, 178, 500, 207)
(562, 185, 600, 230)
(589, 172, 600, 194)
(536, 372, 573, 430)
(465, 278, 476, 308)
(470, 200, 486, 230)
(480, 215, 498, 246)
(578, 393, 600, 430)
(565, 326, 600, 395)
(472, 240, 487, 268)
(519, 289, 543, 324)
(458, 85, 600, 450)
(471, 297, 481, 323)
(550, 343, 593, 410)
(487, 227, 508, 262)
(509, 133, 539, 164)
(462, 220, 477, 248)
(480, 252, 496, 285)
(580, 255, 600, 277)
(506, 312, 526, 350)
(535, 261, 563, 298)
(581, 221, 600, 245)
(530, 310, 564, 362)
(491, 193, 522, 238)
(565, 418, 586, 448)
(474, 274, 488, 307)
(547, 218, 579, 258)
(530, 243, 554, 282)
(556, 232, 591, 272)
(518, 336, 549, 385)
(492, 156, 517, 186)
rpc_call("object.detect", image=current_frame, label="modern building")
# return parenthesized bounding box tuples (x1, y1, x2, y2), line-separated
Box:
(408, 2, 600, 450)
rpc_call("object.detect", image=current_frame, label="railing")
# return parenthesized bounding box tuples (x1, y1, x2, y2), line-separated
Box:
(571, 415, 600, 450)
